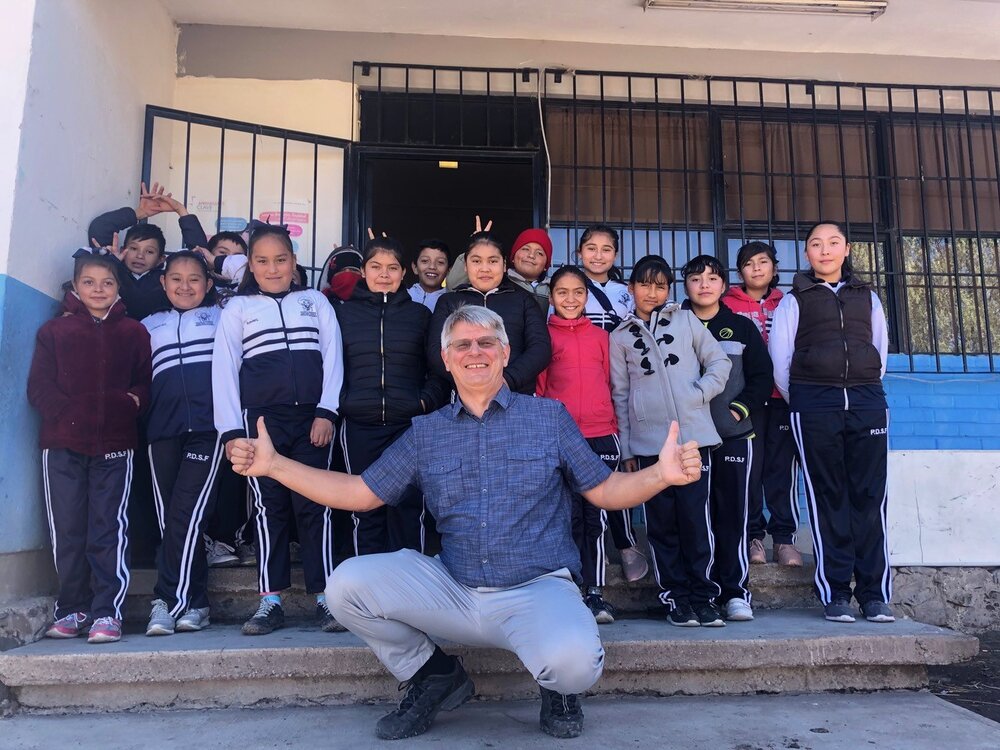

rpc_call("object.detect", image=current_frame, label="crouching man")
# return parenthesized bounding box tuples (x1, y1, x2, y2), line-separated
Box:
(229, 306, 702, 740)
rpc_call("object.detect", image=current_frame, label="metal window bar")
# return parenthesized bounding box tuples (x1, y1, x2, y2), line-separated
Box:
(937, 88, 969, 369)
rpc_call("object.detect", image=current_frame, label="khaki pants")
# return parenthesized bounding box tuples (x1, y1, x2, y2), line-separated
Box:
(327, 548, 604, 695)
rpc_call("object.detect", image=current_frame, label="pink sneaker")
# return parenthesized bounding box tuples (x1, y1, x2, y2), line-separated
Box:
(774, 543, 803, 567)
(748, 538, 767, 565)
(87, 616, 123, 644)
(619, 546, 649, 582)
(45, 612, 91, 639)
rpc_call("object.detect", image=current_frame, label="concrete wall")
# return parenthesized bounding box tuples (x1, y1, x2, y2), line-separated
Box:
(176, 25, 1000, 89)
(173, 78, 355, 140)
(0, 0, 36, 277)
(0, 0, 177, 600)
(888, 451, 1000, 566)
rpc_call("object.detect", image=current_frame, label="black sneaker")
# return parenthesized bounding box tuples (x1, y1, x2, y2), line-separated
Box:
(667, 602, 700, 627)
(375, 656, 475, 740)
(539, 686, 584, 739)
(317, 602, 347, 633)
(241, 599, 285, 635)
(694, 602, 725, 627)
(584, 590, 616, 625)
(860, 600, 896, 623)
(824, 598, 857, 623)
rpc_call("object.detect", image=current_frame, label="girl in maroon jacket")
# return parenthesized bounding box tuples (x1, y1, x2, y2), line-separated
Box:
(27, 253, 152, 644)
(536, 265, 621, 624)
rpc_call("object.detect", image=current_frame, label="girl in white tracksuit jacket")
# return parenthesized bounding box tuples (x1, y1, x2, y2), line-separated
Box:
(212, 226, 344, 635)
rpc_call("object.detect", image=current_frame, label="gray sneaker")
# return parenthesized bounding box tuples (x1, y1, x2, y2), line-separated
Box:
(205, 538, 239, 567)
(824, 598, 857, 623)
(860, 600, 896, 623)
(146, 599, 175, 636)
(176, 607, 211, 632)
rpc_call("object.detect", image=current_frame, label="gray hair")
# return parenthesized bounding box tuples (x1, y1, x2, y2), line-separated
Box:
(440, 304, 510, 350)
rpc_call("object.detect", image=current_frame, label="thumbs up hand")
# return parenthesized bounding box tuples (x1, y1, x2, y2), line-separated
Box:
(227, 416, 278, 477)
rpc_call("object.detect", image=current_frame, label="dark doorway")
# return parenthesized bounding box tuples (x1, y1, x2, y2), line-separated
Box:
(365, 155, 535, 274)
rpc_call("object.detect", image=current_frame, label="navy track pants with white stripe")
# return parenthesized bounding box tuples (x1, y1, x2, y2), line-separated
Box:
(638, 448, 719, 609)
(339, 419, 424, 557)
(246, 410, 335, 595)
(149, 432, 223, 616)
(42, 448, 133, 620)
(573, 435, 620, 588)
(709, 437, 752, 604)
(747, 399, 800, 545)
(790, 409, 891, 607)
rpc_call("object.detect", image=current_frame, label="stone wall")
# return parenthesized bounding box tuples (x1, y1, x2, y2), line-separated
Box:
(0, 597, 52, 652)
(894, 567, 1000, 633)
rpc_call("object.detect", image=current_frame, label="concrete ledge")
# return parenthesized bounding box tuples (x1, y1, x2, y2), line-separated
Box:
(0, 610, 978, 713)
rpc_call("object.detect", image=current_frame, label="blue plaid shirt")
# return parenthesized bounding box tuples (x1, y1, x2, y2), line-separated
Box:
(361, 385, 612, 588)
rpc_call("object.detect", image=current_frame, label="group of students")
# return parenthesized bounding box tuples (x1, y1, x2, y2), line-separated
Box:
(27, 181, 895, 645)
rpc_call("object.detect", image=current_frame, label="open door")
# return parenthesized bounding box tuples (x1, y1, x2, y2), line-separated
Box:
(360, 152, 536, 267)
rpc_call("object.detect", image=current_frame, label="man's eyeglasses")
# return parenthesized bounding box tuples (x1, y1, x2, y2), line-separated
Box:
(447, 336, 502, 353)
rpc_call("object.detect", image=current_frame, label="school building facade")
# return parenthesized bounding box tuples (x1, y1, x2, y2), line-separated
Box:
(1, 0, 999, 618)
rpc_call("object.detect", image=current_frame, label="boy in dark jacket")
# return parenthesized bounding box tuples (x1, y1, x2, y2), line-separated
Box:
(682, 255, 773, 622)
(27, 253, 152, 644)
(88, 182, 209, 320)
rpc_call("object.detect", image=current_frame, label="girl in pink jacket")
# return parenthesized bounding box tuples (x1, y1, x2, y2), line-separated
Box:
(722, 241, 803, 568)
(536, 265, 621, 624)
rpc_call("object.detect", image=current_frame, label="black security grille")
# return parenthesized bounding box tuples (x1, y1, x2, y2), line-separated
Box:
(354, 62, 1000, 373)
(141, 106, 351, 287)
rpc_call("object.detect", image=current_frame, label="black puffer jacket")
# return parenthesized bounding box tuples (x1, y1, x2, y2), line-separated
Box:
(428, 277, 552, 395)
(335, 282, 450, 425)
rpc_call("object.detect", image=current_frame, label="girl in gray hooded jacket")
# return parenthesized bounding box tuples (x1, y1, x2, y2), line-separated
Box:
(610, 255, 731, 628)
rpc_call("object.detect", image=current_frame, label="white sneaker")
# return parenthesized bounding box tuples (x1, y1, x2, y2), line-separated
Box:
(205, 537, 239, 567)
(176, 607, 211, 632)
(146, 599, 176, 636)
(725, 598, 754, 622)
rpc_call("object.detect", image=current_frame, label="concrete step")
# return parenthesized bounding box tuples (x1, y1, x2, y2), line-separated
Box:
(0, 609, 977, 714)
(123, 558, 818, 623)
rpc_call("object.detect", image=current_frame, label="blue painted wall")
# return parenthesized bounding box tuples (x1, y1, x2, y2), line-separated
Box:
(885, 354, 1000, 450)
(0, 274, 58, 554)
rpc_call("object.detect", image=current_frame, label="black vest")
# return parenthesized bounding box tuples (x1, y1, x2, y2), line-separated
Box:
(789, 272, 882, 388)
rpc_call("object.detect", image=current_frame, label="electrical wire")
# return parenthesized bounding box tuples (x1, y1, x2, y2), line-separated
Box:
(536, 68, 552, 230)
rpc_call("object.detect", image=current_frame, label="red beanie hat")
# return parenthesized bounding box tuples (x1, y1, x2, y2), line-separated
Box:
(509, 228, 553, 271)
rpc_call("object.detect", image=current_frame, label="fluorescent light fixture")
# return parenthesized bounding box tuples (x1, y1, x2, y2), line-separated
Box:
(643, 0, 888, 18)
(438, 160, 459, 169)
